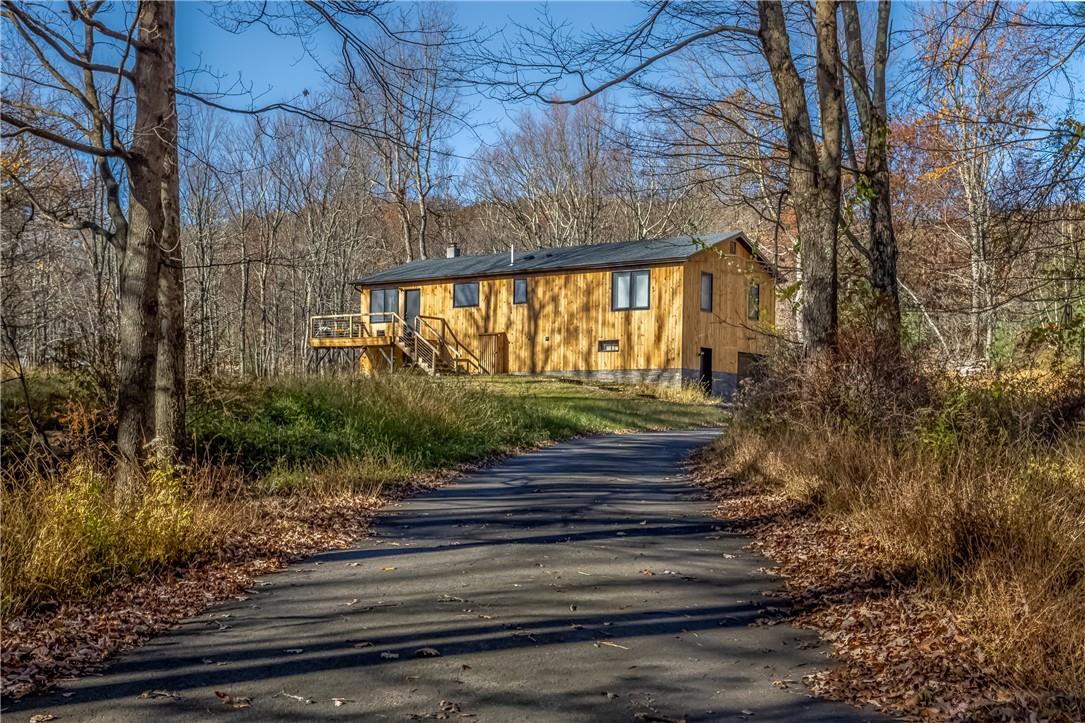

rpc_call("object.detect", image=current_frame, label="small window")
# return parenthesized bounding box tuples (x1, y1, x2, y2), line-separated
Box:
(513, 278, 528, 305)
(598, 339, 619, 353)
(700, 272, 713, 312)
(612, 270, 650, 310)
(453, 281, 480, 308)
(370, 287, 399, 323)
(747, 281, 760, 321)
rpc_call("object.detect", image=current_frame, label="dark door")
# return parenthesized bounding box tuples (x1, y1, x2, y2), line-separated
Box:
(698, 347, 713, 395)
(403, 288, 421, 330)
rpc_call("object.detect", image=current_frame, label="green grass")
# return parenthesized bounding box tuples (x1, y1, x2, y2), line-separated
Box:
(189, 374, 723, 491)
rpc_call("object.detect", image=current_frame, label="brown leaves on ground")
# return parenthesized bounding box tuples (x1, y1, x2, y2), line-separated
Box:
(1, 474, 449, 700)
(690, 456, 1082, 722)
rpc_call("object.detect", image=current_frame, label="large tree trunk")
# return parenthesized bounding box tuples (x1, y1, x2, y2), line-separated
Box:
(154, 3, 184, 462)
(156, 241, 185, 460)
(115, 0, 177, 491)
(757, 0, 843, 351)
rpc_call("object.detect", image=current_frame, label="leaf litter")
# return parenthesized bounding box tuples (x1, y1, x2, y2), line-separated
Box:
(1, 473, 454, 699)
(689, 453, 1082, 722)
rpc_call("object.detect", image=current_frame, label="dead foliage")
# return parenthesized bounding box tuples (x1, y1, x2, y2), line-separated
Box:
(690, 351, 1085, 722)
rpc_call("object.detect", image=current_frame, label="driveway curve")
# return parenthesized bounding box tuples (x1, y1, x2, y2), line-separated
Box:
(13, 429, 885, 722)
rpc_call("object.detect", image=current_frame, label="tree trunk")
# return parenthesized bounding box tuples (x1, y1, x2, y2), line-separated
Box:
(153, 2, 184, 462)
(115, 0, 178, 491)
(757, 0, 842, 351)
(842, 0, 901, 359)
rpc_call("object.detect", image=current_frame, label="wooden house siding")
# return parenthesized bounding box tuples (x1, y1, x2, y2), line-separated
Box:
(360, 263, 686, 375)
(680, 243, 775, 379)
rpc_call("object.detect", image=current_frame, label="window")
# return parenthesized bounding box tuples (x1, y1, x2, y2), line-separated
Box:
(700, 272, 713, 312)
(453, 281, 480, 308)
(370, 288, 398, 323)
(747, 282, 761, 321)
(611, 270, 650, 310)
(598, 339, 619, 353)
(513, 278, 528, 305)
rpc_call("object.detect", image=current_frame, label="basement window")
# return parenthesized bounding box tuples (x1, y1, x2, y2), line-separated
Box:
(513, 277, 528, 304)
(598, 339, 619, 353)
(747, 282, 761, 321)
(700, 272, 714, 312)
(611, 270, 650, 310)
(370, 288, 399, 323)
(453, 281, 480, 308)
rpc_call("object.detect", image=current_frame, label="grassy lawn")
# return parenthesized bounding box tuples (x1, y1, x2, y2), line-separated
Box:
(188, 374, 722, 489)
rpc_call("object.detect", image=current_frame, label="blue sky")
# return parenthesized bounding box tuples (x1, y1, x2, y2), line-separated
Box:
(175, 2, 649, 157)
(173, 1, 1080, 161)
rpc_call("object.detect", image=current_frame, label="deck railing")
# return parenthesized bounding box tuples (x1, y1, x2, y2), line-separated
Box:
(310, 313, 369, 340)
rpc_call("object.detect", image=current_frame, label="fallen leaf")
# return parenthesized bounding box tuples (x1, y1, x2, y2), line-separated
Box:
(30, 715, 58, 723)
(140, 689, 182, 700)
(414, 647, 441, 658)
(597, 641, 630, 650)
(215, 690, 253, 709)
(381, 566, 397, 572)
(274, 690, 314, 704)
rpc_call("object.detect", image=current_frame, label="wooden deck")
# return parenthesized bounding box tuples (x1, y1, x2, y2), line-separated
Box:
(308, 312, 484, 374)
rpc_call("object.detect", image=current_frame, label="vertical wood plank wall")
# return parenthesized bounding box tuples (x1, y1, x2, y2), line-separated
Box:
(681, 244, 776, 375)
(357, 240, 775, 377)
(360, 264, 685, 374)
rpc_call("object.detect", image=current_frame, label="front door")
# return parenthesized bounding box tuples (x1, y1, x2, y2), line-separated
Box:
(403, 288, 421, 331)
(698, 347, 713, 395)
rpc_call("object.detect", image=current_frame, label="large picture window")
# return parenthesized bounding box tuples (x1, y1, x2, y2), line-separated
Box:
(700, 272, 713, 312)
(370, 288, 398, 323)
(513, 278, 528, 305)
(747, 282, 761, 321)
(453, 281, 480, 308)
(612, 270, 650, 310)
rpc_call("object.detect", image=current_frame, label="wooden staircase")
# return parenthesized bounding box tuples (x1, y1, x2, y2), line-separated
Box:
(308, 311, 484, 375)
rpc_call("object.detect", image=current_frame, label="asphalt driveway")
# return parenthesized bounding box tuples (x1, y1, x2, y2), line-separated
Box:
(12, 429, 884, 722)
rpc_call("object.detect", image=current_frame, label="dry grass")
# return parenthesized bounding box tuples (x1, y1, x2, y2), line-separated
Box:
(625, 379, 716, 405)
(712, 363, 1085, 703)
(0, 456, 253, 617)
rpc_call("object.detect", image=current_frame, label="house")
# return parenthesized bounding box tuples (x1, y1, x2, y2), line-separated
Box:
(308, 231, 776, 397)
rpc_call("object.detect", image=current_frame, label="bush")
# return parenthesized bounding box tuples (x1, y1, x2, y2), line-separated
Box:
(718, 342, 1085, 700)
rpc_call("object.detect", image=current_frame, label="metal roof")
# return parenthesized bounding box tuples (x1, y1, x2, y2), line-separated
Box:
(353, 231, 761, 286)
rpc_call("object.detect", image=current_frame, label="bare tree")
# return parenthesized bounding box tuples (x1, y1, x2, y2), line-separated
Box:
(2, 0, 182, 487)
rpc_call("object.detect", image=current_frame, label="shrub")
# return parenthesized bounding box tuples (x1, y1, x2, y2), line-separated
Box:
(717, 340, 1085, 700)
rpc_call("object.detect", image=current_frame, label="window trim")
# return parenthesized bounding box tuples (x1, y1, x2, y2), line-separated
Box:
(611, 269, 651, 311)
(513, 277, 528, 305)
(747, 281, 761, 321)
(452, 281, 480, 308)
(598, 339, 619, 353)
(700, 271, 714, 312)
